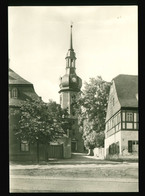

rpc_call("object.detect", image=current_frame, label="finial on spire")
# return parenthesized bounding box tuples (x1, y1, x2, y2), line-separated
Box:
(71, 21, 73, 28)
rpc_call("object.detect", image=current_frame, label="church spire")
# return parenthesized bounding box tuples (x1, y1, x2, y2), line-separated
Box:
(70, 23, 73, 50)
(65, 23, 76, 72)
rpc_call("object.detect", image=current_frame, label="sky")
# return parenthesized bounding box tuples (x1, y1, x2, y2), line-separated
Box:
(8, 6, 138, 103)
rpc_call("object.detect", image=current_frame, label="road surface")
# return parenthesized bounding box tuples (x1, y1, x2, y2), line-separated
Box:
(10, 153, 138, 192)
(10, 176, 138, 192)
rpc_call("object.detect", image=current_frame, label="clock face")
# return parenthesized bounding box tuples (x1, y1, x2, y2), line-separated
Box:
(72, 77, 77, 82)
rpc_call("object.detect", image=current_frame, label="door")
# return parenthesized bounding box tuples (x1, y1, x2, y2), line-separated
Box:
(71, 141, 77, 152)
(48, 144, 63, 158)
(128, 141, 132, 153)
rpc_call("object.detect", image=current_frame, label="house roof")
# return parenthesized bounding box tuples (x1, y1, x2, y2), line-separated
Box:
(9, 68, 32, 85)
(9, 68, 40, 107)
(113, 74, 138, 108)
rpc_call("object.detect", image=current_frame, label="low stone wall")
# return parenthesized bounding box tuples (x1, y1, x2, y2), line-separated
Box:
(105, 153, 138, 161)
(93, 147, 105, 159)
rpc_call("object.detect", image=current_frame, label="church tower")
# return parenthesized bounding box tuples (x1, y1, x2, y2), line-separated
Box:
(59, 24, 84, 152)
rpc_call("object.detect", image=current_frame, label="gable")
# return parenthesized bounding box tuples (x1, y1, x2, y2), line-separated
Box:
(106, 81, 121, 122)
(106, 74, 138, 122)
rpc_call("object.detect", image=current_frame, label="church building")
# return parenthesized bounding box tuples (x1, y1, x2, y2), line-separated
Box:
(59, 25, 84, 152)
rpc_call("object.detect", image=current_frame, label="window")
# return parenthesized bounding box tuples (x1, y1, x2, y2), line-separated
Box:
(134, 113, 138, 122)
(112, 98, 115, 106)
(121, 111, 138, 130)
(106, 122, 109, 131)
(122, 112, 125, 121)
(112, 118, 114, 127)
(126, 112, 133, 122)
(126, 123, 133, 129)
(11, 88, 18, 98)
(134, 123, 138, 129)
(117, 112, 121, 123)
(122, 123, 126, 129)
(21, 140, 29, 152)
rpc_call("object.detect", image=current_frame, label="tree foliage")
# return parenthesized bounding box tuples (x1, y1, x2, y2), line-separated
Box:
(14, 99, 68, 144)
(73, 76, 111, 149)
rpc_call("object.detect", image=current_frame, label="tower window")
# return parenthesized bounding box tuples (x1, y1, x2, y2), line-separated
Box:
(11, 88, 18, 98)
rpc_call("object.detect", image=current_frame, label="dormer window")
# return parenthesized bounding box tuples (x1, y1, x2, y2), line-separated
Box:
(11, 88, 18, 98)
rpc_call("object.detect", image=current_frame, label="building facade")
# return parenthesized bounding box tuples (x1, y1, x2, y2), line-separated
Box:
(9, 68, 71, 161)
(104, 74, 138, 159)
(59, 25, 84, 152)
(9, 68, 42, 161)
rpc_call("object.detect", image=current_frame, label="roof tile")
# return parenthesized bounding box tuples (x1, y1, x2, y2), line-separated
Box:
(113, 74, 138, 108)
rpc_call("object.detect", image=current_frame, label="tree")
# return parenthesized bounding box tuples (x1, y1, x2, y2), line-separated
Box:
(13, 98, 68, 162)
(73, 76, 111, 155)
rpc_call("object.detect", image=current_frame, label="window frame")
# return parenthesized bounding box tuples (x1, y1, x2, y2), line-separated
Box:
(126, 112, 133, 122)
(106, 111, 121, 138)
(20, 140, 30, 152)
(121, 110, 138, 130)
(11, 87, 18, 98)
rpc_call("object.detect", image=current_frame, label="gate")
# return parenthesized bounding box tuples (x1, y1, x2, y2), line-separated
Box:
(48, 144, 63, 159)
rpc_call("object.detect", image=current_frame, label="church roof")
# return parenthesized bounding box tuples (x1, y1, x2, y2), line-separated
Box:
(9, 68, 32, 85)
(113, 74, 138, 108)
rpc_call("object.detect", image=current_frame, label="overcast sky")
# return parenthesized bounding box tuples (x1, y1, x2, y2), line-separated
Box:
(8, 6, 138, 103)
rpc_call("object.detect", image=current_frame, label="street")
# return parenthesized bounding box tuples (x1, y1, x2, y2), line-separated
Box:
(10, 153, 138, 192)
(10, 176, 138, 192)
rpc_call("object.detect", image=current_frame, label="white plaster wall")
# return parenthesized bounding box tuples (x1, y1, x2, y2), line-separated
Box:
(104, 130, 138, 157)
(121, 130, 138, 155)
(106, 81, 121, 122)
(61, 92, 68, 109)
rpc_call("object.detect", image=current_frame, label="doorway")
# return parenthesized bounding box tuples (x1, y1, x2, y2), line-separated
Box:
(71, 141, 77, 152)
